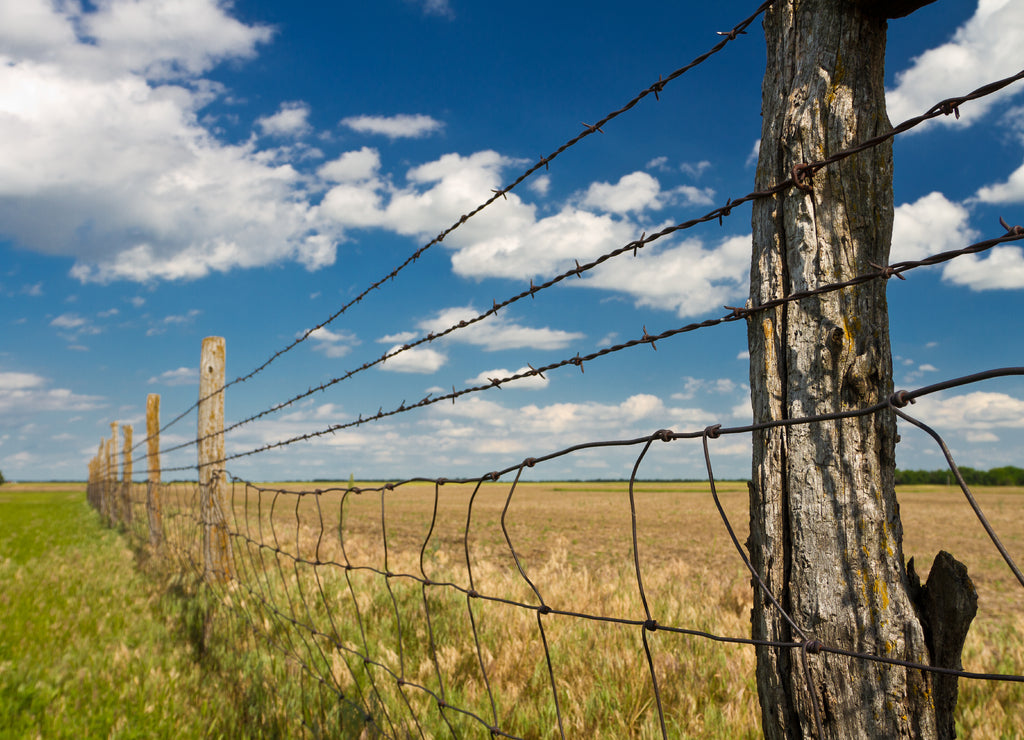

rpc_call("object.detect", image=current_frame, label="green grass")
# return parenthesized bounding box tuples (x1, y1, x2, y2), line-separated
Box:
(0, 486, 286, 739)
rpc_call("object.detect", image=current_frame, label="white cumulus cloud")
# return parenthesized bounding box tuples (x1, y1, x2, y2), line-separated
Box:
(889, 190, 1024, 288)
(0, 371, 105, 415)
(941, 246, 1024, 289)
(0, 0, 346, 283)
(380, 346, 447, 374)
(886, 0, 1024, 127)
(341, 114, 444, 139)
(891, 192, 977, 262)
(416, 306, 584, 352)
(973, 159, 1024, 204)
(318, 147, 381, 183)
(582, 234, 751, 318)
(305, 327, 359, 359)
(320, 150, 534, 248)
(0, 372, 45, 391)
(451, 206, 635, 280)
(257, 101, 312, 137)
(409, 0, 454, 19)
(907, 392, 1024, 445)
(580, 172, 663, 214)
(465, 368, 550, 390)
(147, 367, 198, 386)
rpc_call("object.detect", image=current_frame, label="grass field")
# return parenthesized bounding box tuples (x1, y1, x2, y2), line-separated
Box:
(3, 480, 1023, 737)
(0, 483, 306, 739)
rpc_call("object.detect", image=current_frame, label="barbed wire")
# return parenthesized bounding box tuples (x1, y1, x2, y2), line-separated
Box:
(150, 222, 1023, 472)
(92, 367, 1024, 738)
(132, 0, 776, 454)
(144, 67, 1024, 468)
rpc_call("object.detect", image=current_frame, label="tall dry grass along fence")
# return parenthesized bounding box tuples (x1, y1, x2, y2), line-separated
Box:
(87, 1, 1024, 737)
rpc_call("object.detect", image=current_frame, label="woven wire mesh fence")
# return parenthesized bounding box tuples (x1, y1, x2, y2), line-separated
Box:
(87, 369, 1024, 738)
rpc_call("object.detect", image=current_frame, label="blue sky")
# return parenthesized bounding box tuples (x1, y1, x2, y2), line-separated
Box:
(1, 0, 1023, 482)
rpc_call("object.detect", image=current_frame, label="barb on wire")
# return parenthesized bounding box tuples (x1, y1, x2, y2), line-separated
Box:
(132, 1, 774, 455)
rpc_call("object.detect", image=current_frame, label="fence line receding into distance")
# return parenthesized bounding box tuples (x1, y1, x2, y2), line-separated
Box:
(85, 1, 1024, 735)
(88, 366, 1024, 738)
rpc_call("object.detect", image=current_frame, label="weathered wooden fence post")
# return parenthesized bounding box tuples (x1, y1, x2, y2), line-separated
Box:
(748, 1, 970, 738)
(121, 424, 133, 526)
(198, 337, 233, 580)
(95, 440, 106, 520)
(89, 450, 96, 507)
(146, 393, 163, 547)
(108, 424, 119, 524)
(87, 453, 97, 510)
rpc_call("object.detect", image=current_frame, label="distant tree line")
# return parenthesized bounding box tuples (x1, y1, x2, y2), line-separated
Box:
(894, 466, 1024, 486)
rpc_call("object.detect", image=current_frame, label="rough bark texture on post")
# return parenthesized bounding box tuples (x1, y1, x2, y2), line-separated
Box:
(121, 424, 133, 525)
(198, 337, 233, 580)
(747, 1, 950, 737)
(146, 393, 163, 547)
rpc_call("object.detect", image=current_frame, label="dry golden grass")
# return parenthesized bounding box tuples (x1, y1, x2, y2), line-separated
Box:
(117, 478, 1024, 737)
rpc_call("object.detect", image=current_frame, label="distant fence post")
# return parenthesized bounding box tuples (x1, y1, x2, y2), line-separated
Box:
(88, 450, 100, 511)
(146, 393, 163, 547)
(198, 336, 233, 581)
(95, 440, 106, 520)
(108, 423, 119, 525)
(121, 424, 133, 526)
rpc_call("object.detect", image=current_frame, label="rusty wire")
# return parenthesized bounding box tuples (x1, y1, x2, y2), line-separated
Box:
(132, 1, 774, 454)
(150, 221, 1024, 472)
(145, 67, 1024, 468)
(92, 367, 1024, 738)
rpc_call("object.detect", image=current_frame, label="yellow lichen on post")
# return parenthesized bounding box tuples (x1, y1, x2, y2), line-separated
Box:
(198, 337, 233, 581)
(146, 394, 163, 547)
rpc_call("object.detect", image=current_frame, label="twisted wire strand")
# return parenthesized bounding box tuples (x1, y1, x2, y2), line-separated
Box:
(131, 1, 775, 454)
(150, 225, 1022, 473)
(146, 68, 1024, 468)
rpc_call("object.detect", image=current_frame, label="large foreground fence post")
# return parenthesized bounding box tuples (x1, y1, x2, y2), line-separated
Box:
(198, 336, 233, 581)
(146, 393, 163, 547)
(748, 1, 971, 738)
